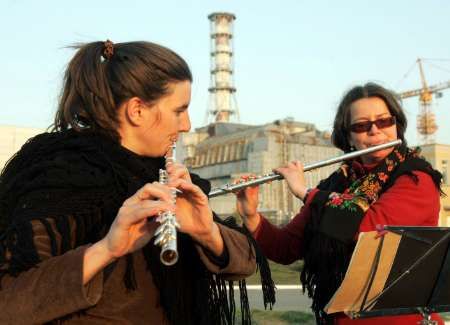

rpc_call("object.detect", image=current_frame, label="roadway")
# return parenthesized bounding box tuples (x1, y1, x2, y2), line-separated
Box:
(235, 285, 313, 312)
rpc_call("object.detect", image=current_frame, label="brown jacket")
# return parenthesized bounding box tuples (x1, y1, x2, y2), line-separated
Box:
(0, 219, 256, 324)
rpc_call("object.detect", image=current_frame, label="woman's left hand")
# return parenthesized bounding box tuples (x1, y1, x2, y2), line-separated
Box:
(165, 162, 192, 183)
(167, 164, 223, 255)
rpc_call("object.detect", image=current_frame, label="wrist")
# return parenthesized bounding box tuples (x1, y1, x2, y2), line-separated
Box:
(295, 186, 310, 201)
(243, 212, 261, 232)
(300, 188, 313, 202)
(294, 185, 308, 201)
(88, 239, 118, 262)
(83, 239, 117, 285)
(195, 223, 224, 256)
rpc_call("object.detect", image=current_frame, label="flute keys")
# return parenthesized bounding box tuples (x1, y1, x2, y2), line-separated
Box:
(155, 143, 180, 266)
(154, 231, 177, 246)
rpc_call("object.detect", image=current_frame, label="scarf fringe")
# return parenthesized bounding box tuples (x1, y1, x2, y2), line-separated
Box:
(301, 230, 353, 314)
(225, 217, 276, 311)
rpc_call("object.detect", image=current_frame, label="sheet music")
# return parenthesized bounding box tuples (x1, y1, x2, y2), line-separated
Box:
(324, 231, 402, 316)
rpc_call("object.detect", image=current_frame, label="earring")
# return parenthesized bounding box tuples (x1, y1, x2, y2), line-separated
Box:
(350, 145, 356, 151)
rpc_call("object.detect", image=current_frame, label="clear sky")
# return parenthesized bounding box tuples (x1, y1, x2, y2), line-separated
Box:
(1, 0, 450, 145)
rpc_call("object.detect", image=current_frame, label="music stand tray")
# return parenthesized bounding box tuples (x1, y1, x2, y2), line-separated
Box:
(324, 226, 450, 324)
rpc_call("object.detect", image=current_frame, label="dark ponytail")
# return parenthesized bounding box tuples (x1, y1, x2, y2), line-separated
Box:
(53, 41, 192, 141)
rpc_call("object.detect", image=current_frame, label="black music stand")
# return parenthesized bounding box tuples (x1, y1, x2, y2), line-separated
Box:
(325, 226, 450, 325)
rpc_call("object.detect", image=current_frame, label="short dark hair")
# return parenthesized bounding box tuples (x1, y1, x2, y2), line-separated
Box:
(53, 41, 192, 141)
(331, 82, 407, 152)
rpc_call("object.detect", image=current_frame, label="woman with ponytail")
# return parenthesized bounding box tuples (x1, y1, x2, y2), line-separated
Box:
(236, 83, 444, 325)
(0, 40, 274, 324)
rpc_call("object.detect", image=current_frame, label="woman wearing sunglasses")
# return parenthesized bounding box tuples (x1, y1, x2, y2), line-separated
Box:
(236, 82, 444, 324)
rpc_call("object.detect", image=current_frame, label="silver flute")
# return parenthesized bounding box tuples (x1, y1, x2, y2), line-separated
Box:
(154, 143, 180, 266)
(208, 139, 402, 198)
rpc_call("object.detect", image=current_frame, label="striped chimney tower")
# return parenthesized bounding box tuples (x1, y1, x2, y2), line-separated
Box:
(206, 12, 240, 124)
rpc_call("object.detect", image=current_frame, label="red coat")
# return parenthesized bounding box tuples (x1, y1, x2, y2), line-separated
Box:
(254, 170, 443, 325)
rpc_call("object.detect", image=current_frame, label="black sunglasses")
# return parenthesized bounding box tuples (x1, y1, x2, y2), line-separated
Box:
(349, 116, 396, 133)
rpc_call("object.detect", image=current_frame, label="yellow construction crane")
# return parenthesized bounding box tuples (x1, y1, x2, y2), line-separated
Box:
(397, 58, 450, 144)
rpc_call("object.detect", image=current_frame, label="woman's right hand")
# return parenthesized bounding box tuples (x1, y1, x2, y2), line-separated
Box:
(102, 182, 175, 259)
(235, 175, 261, 233)
(83, 182, 174, 284)
(273, 160, 308, 200)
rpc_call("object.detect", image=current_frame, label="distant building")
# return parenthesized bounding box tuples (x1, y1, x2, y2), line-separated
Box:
(0, 125, 43, 170)
(180, 118, 340, 225)
(420, 143, 450, 226)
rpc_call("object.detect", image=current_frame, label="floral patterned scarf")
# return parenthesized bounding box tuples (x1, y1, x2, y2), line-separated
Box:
(300, 144, 442, 324)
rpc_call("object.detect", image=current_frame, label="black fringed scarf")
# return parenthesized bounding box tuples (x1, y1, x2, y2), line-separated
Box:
(300, 144, 443, 324)
(0, 130, 275, 325)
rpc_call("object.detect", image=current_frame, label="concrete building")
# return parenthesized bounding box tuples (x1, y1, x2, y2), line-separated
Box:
(181, 118, 340, 225)
(0, 125, 43, 170)
(420, 143, 450, 226)
(181, 122, 450, 226)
